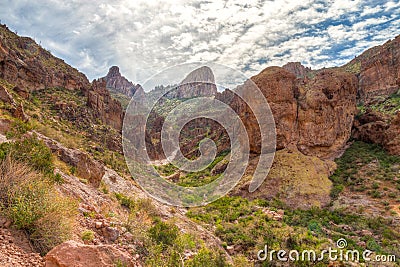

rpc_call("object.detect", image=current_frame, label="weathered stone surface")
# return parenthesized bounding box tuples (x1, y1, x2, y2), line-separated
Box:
(0, 84, 15, 105)
(104, 66, 144, 98)
(349, 35, 400, 103)
(12, 86, 29, 99)
(0, 118, 11, 134)
(218, 67, 358, 159)
(0, 24, 90, 93)
(250, 67, 298, 151)
(12, 103, 29, 122)
(87, 79, 124, 131)
(167, 66, 217, 99)
(45, 240, 135, 267)
(34, 132, 105, 187)
(234, 147, 335, 209)
(295, 69, 358, 159)
(353, 110, 400, 155)
(385, 113, 400, 155)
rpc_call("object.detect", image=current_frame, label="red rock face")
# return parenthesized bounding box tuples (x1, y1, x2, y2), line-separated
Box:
(385, 113, 400, 155)
(87, 79, 124, 131)
(0, 25, 90, 93)
(352, 35, 400, 103)
(295, 70, 358, 158)
(218, 67, 358, 159)
(353, 111, 400, 156)
(45, 240, 136, 267)
(104, 66, 144, 98)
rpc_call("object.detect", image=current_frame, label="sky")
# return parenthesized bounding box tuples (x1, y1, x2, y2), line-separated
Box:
(0, 0, 399, 87)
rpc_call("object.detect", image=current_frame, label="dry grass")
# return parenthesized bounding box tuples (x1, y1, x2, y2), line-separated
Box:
(0, 157, 77, 255)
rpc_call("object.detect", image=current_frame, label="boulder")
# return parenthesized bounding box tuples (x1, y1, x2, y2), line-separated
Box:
(45, 240, 135, 267)
(12, 103, 29, 122)
(33, 132, 105, 187)
(353, 110, 400, 155)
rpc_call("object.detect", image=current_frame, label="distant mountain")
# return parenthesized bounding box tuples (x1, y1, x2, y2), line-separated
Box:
(103, 66, 144, 98)
(166, 66, 218, 99)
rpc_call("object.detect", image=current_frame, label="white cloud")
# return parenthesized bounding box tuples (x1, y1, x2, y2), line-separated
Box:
(0, 0, 398, 87)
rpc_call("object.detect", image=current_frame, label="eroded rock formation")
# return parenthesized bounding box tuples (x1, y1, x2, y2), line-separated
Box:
(104, 66, 144, 98)
(87, 79, 124, 131)
(283, 62, 312, 78)
(346, 35, 400, 103)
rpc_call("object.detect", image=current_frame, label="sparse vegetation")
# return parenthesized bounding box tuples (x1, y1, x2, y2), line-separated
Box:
(81, 230, 95, 242)
(0, 157, 77, 255)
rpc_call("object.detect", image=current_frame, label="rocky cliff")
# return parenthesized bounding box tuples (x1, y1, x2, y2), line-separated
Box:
(87, 79, 124, 131)
(0, 24, 90, 94)
(167, 66, 218, 99)
(345, 35, 400, 103)
(218, 66, 358, 160)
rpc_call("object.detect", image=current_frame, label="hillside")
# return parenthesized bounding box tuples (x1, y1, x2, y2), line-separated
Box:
(0, 22, 399, 267)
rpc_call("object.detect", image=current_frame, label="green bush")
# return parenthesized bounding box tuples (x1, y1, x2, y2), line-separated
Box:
(186, 247, 227, 267)
(81, 230, 95, 242)
(5, 119, 32, 138)
(0, 157, 77, 255)
(0, 136, 54, 176)
(148, 219, 179, 249)
(115, 192, 135, 209)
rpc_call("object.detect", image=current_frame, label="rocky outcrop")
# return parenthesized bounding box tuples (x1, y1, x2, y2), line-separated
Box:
(218, 67, 358, 159)
(283, 62, 312, 78)
(167, 66, 217, 99)
(385, 113, 400, 155)
(295, 69, 358, 158)
(0, 84, 15, 105)
(0, 226, 44, 267)
(45, 240, 136, 267)
(12, 103, 28, 122)
(0, 24, 90, 93)
(347, 35, 400, 103)
(103, 66, 144, 98)
(87, 79, 124, 131)
(33, 132, 105, 187)
(353, 110, 400, 155)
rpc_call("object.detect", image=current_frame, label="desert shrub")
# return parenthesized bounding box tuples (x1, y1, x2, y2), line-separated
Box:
(148, 219, 179, 249)
(81, 230, 95, 242)
(115, 192, 135, 209)
(0, 136, 54, 176)
(5, 119, 32, 138)
(186, 246, 227, 267)
(0, 157, 77, 254)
